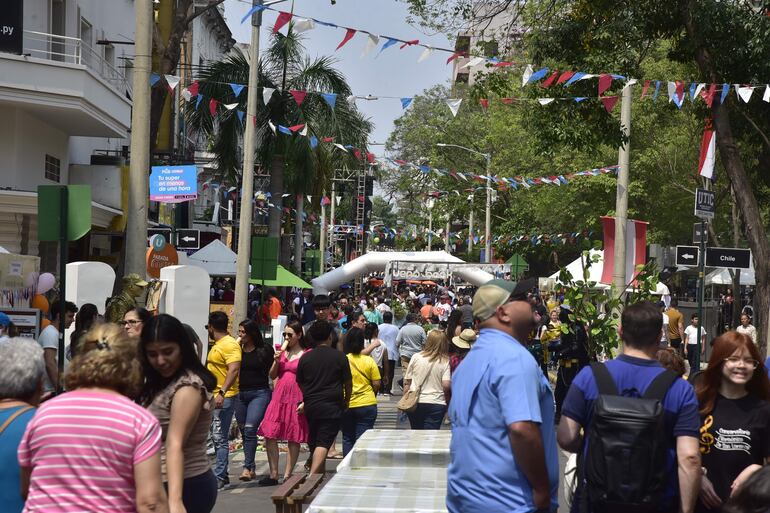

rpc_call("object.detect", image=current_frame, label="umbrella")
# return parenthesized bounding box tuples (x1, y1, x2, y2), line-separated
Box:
(249, 265, 312, 289)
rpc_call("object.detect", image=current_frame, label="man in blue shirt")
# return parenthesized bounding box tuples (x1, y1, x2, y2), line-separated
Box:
(557, 300, 701, 513)
(448, 278, 558, 513)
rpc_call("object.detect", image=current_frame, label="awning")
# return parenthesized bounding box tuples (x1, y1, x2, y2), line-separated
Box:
(250, 265, 312, 289)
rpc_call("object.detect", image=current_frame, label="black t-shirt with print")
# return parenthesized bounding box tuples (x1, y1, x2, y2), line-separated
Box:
(296, 345, 352, 419)
(697, 394, 770, 511)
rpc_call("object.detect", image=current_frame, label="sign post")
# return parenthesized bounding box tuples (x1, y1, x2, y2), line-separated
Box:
(693, 187, 714, 372)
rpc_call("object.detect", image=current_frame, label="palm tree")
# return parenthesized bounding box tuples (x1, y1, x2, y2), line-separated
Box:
(185, 28, 372, 272)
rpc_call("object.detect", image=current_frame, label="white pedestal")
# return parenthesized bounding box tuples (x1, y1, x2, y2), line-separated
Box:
(160, 265, 211, 357)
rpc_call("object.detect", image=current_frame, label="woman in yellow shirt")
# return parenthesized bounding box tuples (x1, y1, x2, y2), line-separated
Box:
(341, 327, 381, 456)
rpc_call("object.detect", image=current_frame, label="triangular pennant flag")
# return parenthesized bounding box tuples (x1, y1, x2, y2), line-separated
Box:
(667, 81, 677, 103)
(288, 123, 305, 132)
(336, 196, 342, 206)
(574, 97, 587, 102)
(278, 125, 292, 135)
(720, 83, 730, 104)
(598, 74, 613, 95)
(525, 67, 549, 85)
(521, 64, 533, 86)
(309, 136, 318, 149)
(268, 121, 276, 134)
(698, 119, 716, 179)
(689, 82, 697, 100)
(764, 85, 770, 103)
(541, 71, 559, 88)
(463, 56, 486, 69)
(150, 73, 161, 87)
(187, 81, 199, 97)
(334, 143, 348, 152)
(446, 51, 465, 64)
(400, 39, 419, 49)
(640, 79, 651, 99)
(290, 90, 307, 106)
(164, 74, 180, 93)
(181, 88, 193, 101)
(366, 152, 375, 164)
(737, 85, 754, 103)
(400, 97, 413, 109)
(321, 93, 337, 109)
(378, 38, 399, 56)
(240, 4, 267, 24)
(675, 80, 685, 108)
(538, 98, 555, 105)
(446, 98, 462, 117)
(336, 28, 357, 50)
(564, 72, 586, 86)
(361, 34, 379, 57)
(293, 18, 316, 33)
(230, 83, 244, 97)
(653, 81, 661, 101)
(556, 71, 575, 85)
(600, 96, 619, 113)
(195, 94, 203, 110)
(262, 87, 275, 106)
(237, 110, 245, 123)
(701, 83, 717, 107)
(353, 149, 363, 161)
(479, 98, 489, 110)
(417, 47, 434, 63)
(694, 83, 706, 100)
(323, 137, 334, 143)
(272, 11, 293, 34)
(299, 125, 308, 136)
(208, 99, 218, 116)
(224, 103, 239, 110)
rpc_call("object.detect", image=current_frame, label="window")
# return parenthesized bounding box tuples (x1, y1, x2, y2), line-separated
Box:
(45, 155, 61, 182)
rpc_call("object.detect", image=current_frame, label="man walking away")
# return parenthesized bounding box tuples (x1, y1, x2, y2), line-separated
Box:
(378, 312, 400, 395)
(297, 321, 352, 475)
(557, 301, 701, 513)
(396, 313, 426, 371)
(666, 299, 685, 355)
(37, 301, 77, 397)
(448, 278, 558, 513)
(683, 313, 706, 374)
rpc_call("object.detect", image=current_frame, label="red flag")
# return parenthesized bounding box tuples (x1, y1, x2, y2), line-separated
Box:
(556, 71, 575, 85)
(208, 99, 218, 116)
(187, 81, 199, 97)
(493, 61, 513, 68)
(640, 80, 651, 99)
(675, 80, 685, 103)
(290, 90, 307, 106)
(479, 98, 489, 109)
(501, 98, 515, 104)
(353, 149, 363, 161)
(541, 71, 559, 88)
(400, 39, 419, 49)
(446, 51, 465, 64)
(601, 95, 619, 113)
(701, 83, 717, 108)
(600, 216, 648, 285)
(336, 28, 357, 50)
(288, 123, 305, 132)
(272, 11, 292, 34)
(698, 118, 716, 179)
(323, 137, 334, 143)
(366, 152, 375, 163)
(598, 74, 613, 95)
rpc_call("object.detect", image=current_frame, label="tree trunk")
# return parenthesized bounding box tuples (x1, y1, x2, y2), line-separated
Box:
(731, 187, 742, 330)
(294, 194, 304, 275)
(268, 154, 284, 240)
(683, 0, 770, 358)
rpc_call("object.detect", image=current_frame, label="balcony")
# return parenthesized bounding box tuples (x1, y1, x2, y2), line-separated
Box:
(0, 31, 132, 138)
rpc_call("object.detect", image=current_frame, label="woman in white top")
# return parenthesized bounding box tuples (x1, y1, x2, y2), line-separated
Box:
(737, 313, 758, 346)
(402, 329, 451, 430)
(362, 322, 389, 394)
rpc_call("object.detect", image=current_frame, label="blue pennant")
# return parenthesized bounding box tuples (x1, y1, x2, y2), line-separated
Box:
(150, 73, 161, 87)
(321, 93, 337, 109)
(526, 67, 549, 85)
(574, 97, 587, 102)
(309, 136, 318, 149)
(240, 4, 267, 24)
(378, 38, 399, 56)
(564, 72, 586, 86)
(720, 83, 730, 104)
(237, 110, 245, 124)
(230, 83, 245, 97)
(689, 82, 698, 100)
(652, 81, 661, 102)
(195, 94, 203, 110)
(400, 97, 413, 109)
(278, 125, 292, 135)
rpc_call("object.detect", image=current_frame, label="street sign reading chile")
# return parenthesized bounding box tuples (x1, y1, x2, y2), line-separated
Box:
(676, 246, 700, 267)
(150, 165, 198, 203)
(694, 188, 715, 220)
(705, 247, 752, 270)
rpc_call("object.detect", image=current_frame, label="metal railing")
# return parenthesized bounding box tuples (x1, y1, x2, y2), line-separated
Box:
(20, 30, 131, 97)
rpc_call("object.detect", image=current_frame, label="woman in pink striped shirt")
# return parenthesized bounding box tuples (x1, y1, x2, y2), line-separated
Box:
(18, 324, 168, 513)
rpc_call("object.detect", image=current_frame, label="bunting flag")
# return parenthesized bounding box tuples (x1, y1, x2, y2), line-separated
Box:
(208, 99, 218, 116)
(164, 74, 180, 93)
(278, 125, 292, 135)
(268, 121, 276, 134)
(240, 4, 267, 24)
(334, 143, 348, 152)
(400, 97, 413, 109)
(417, 47, 434, 63)
(187, 81, 199, 97)
(736, 85, 754, 103)
(556, 71, 575, 85)
(299, 125, 308, 136)
(150, 73, 161, 87)
(321, 196, 331, 206)
(290, 90, 307, 106)
(698, 119, 717, 180)
(600, 216, 648, 286)
(701, 83, 717, 107)
(526, 67, 549, 85)
(262, 87, 275, 106)
(598, 74, 613, 95)
(294, 18, 316, 33)
(230, 83, 244, 97)
(600, 96, 619, 113)
(720, 83, 730, 104)
(541, 71, 559, 88)
(564, 72, 586, 86)
(400, 39, 419, 49)
(310, 136, 318, 149)
(224, 103, 239, 110)
(378, 38, 399, 56)
(336, 28, 357, 50)
(446, 51, 465, 64)
(538, 98, 555, 105)
(321, 93, 337, 109)
(764, 85, 770, 102)
(653, 81, 661, 101)
(288, 123, 305, 133)
(237, 110, 245, 124)
(521, 65, 533, 86)
(479, 98, 489, 110)
(446, 98, 463, 117)
(362, 34, 379, 57)
(640, 80, 651, 99)
(196, 94, 203, 110)
(273, 11, 293, 34)
(463, 56, 486, 69)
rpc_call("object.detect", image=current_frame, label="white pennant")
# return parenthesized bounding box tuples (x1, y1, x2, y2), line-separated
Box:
(446, 98, 463, 117)
(263, 87, 275, 106)
(764, 85, 770, 102)
(293, 18, 315, 33)
(417, 47, 434, 63)
(306, 195, 312, 203)
(334, 143, 348, 152)
(667, 81, 677, 102)
(299, 125, 308, 136)
(578, 74, 597, 80)
(463, 56, 485, 69)
(335, 196, 342, 206)
(268, 121, 276, 134)
(181, 88, 192, 101)
(537, 98, 555, 105)
(521, 64, 533, 86)
(224, 103, 239, 110)
(347, 95, 357, 104)
(694, 83, 706, 99)
(362, 34, 379, 58)
(624, 78, 638, 88)
(164, 74, 181, 91)
(736, 85, 754, 103)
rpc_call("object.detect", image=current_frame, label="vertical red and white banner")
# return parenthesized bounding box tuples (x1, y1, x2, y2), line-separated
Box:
(600, 216, 648, 286)
(698, 119, 716, 179)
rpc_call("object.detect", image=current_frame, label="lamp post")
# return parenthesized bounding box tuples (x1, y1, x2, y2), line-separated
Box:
(436, 143, 492, 263)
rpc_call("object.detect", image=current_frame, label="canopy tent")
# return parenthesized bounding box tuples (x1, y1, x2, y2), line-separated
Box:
(187, 240, 237, 277)
(705, 267, 756, 286)
(249, 265, 312, 289)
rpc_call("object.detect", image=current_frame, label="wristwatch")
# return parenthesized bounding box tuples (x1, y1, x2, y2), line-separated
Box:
(218, 389, 226, 396)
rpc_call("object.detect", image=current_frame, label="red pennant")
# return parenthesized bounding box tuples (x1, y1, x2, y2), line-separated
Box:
(394, 159, 407, 165)
(446, 51, 465, 64)
(187, 81, 199, 97)
(479, 98, 489, 109)
(353, 149, 363, 161)
(399, 39, 419, 49)
(501, 98, 515, 104)
(493, 61, 513, 68)
(288, 123, 305, 132)
(601, 95, 619, 113)
(208, 99, 218, 116)
(556, 71, 575, 85)
(598, 74, 613, 95)
(272, 11, 293, 34)
(290, 90, 307, 106)
(336, 28, 357, 50)
(640, 79, 651, 99)
(675, 80, 685, 103)
(366, 152, 375, 163)
(323, 137, 334, 143)
(541, 71, 559, 88)
(701, 83, 717, 108)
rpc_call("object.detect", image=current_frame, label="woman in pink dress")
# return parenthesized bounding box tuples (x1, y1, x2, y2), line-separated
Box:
(257, 320, 309, 486)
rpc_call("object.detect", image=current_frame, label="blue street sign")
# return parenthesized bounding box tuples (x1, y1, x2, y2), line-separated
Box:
(149, 165, 198, 203)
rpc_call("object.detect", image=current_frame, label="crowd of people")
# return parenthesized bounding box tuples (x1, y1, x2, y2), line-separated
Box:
(2, 278, 770, 513)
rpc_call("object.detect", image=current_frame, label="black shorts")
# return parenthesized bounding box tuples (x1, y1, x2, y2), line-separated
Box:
(670, 338, 682, 349)
(307, 416, 341, 451)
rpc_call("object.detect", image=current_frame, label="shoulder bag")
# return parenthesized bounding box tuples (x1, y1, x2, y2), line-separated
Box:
(0, 405, 33, 436)
(397, 359, 429, 413)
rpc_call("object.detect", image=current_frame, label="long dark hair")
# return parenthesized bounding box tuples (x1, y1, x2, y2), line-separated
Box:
(285, 320, 308, 349)
(126, 306, 152, 323)
(446, 309, 462, 339)
(139, 314, 216, 405)
(696, 330, 770, 415)
(239, 319, 273, 369)
(344, 327, 365, 355)
(70, 303, 99, 357)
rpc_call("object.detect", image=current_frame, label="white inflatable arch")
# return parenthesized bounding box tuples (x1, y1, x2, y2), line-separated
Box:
(311, 251, 494, 294)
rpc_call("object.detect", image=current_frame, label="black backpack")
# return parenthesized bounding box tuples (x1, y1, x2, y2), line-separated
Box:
(582, 362, 678, 513)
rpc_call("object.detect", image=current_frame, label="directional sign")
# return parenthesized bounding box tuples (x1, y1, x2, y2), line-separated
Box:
(676, 245, 700, 267)
(176, 229, 200, 250)
(693, 222, 708, 244)
(147, 228, 172, 247)
(705, 247, 752, 270)
(694, 188, 715, 220)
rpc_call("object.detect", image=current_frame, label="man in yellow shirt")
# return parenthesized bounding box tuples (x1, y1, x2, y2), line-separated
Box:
(206, 311, 241, 489)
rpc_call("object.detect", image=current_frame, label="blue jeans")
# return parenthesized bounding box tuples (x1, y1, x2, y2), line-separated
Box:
(341, 404, 377, 456)
(234, 388, 272, 471)
(407, 403, 446, 430)
(211, 397, 235, 482)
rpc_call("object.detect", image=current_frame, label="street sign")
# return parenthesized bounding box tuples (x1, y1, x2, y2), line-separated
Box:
(176, 229, 200, 250)
(705, 247, 752, 269)
(694, 188, 715, 220)
(0, 0, 23, 55)
(149, 165, 198, 203)
(676, 245, 700, 267)
(693, 222, 708, 244)
(147, 228, 172, 247)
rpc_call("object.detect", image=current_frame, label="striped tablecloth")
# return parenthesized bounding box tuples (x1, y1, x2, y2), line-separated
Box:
(336, 429, 451, 471)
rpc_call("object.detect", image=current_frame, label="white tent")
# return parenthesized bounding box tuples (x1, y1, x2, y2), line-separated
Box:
(187, 240, 237, 277)
(705, 267, 755, 286)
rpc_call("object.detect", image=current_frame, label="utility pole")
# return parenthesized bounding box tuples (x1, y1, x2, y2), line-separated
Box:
(468, 206, 474, 256)
(426, 197, 435, 251)
(319, 189, 326, 273)
(125, 0, 152, 277)
(233, 0, 264, 328)
(445, 218, 450, 253)
(484, 153, 492, 263)
(612, 82, 633, 297)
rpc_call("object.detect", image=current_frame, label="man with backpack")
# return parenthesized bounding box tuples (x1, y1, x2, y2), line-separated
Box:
(557, 301, 701, 513)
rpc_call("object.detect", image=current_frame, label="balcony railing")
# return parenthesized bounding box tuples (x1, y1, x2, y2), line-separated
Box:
(20, 30, 131, 97)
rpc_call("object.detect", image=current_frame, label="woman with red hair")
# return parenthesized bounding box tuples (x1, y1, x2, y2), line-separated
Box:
(695, 330, 770, 512)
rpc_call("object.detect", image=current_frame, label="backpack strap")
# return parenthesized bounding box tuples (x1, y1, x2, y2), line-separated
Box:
(642, 369, 678, 401)
(590, 362, 619, 396)
(0, 406, 33, 436)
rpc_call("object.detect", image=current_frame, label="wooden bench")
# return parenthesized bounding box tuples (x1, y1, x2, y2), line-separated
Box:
(271, 473, 325, 513)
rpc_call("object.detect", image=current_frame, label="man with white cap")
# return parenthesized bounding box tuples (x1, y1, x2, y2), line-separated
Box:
(447, 278, 558, 513)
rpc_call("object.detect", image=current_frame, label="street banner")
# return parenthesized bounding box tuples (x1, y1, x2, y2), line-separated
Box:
(149, 165, 198, 203)
(600, 216, 648, 285)
(698, 120, 716, 179)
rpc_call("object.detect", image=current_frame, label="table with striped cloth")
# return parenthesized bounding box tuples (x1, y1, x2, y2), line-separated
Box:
(336, 429, 451, 471)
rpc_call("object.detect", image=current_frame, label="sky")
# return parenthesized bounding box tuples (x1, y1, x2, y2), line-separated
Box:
(222, 0, 453, 155)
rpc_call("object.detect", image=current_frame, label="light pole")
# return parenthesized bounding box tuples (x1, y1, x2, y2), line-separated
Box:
(436, 143, 492, 263)
(426, 197, 435, 251)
